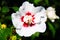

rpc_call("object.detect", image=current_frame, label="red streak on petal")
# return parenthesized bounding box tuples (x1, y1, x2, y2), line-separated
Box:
(32, 17, 35, 20)
(21, 16, 24, 22)
(32, 21, 34, 23)
(32, 15, 34, 17)
(23, 22, 28, 27)
(26, 12, 31, 16)
(32, 16, 35, 22)
(32, 15, 35, 20)
(30, 23, 35, 27)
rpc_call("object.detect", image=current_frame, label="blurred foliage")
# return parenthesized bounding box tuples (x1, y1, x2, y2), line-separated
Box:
(0, 0, 60, 40)
(47, 21, 56, 37)
(0, 28, 12, 40)
(12, 6, 19, 12)
(0, 7, 1, 11)
(10, 35, 17, 40)
(34, 0, 41, 5)
(44, 0, 49, 6)
(31, 32, 40, 40)
(1, 6, 9, 13)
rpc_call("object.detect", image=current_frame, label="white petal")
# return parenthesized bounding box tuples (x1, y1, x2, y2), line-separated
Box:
(46, 7, 59, 22)
(16, 26, 36, 37)
(16, 23, 46, 37)
(36, 23, 46, 33)
(34, 10, 47, 23)
(35, 6, 45, 13)
(11, 13, 23, 29)
(19, 1, 35, 16)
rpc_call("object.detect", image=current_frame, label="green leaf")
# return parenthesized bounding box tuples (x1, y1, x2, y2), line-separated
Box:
(31, 32, 40, 40)
(0, 29, 7, 40)
(54, 19, 60, 29)
(34, 0, 41, 5)
(0, 23, 1, 28)
(5, 16, 11, 20)
(12, 6, 19, 12)
(47, 22, 56, 37)
(0, 28, 12, 40)
(45, 0, 49, 6)
(16, 34, 20, 40)
(2, 7, 9, 13)
(4, 28, 12, 36)
(34, 32, 40, 37)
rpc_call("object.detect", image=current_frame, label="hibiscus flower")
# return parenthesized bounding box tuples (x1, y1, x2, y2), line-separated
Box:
(11, 1, 47, 37)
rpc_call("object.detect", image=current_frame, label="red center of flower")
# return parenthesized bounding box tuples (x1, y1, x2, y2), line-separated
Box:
(21, 12, 35, 27)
